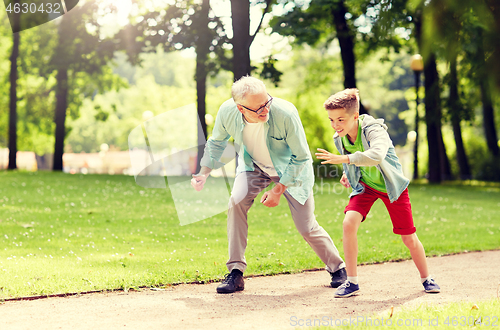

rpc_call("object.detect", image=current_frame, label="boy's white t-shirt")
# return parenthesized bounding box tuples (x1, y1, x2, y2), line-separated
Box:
(242, 118, 279, 177)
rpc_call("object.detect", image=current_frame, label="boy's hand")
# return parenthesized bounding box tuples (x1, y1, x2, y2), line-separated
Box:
(315, 148, 350, 165)
(340, 173, 350, 188)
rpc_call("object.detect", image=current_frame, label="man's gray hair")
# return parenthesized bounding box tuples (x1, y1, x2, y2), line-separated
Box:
(231, 76, 267, 103)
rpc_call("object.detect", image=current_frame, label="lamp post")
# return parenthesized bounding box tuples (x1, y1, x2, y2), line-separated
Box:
(410, 54, 424, 180)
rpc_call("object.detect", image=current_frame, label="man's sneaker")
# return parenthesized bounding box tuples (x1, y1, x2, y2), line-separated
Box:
(334, 281, 360, 298)
(422, 278, 440, 293)
(329, 267, 347, 288)
(216, 270, 244, 294)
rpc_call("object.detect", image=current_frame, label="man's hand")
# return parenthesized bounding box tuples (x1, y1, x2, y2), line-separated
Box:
(191, 173, 208, 192)
(340, 172, 350, 188)
(261, 183, 286, 208)
(315, 148, 349, 165)
(191, 166, 212, 191)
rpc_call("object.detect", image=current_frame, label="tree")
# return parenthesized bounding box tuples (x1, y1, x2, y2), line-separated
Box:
(231, 0, 272, 80)
(17, 23, 59, 157)
(447, 56, 471, 179)
(166, 0, 229, 172)
(50, 2, 125, 171)
(64, 72, 198, 154)
(424, 0, 499, 157)
(475, 29, 499, 157)
(427, 1, 472, 179)
(422, 54, 448, 183)
(413, 9, 451, 182)
(130, 0, 229, 173)
(123, 0, 271, 172)
(331, 0, 357, 91)
(481, 0, 500, 91)
(231, 0, 252, 79)
(1, 7, 59, 165)
(7, 0, 20, 170)
(271, 0, 368, 113)
(360, 0, 453, 181)
(194, 0, 211, 173)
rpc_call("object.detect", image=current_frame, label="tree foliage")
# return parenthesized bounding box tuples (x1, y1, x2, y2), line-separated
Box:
(50, 1, 128, 170)
(271, 0, 370, 113)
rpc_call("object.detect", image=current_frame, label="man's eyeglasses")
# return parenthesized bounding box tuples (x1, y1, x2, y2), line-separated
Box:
(238, 95, 273, 115)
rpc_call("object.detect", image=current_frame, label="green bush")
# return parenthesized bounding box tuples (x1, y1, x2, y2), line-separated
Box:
(474, 155, 500, 181)
(312, 160, 343, 179)
(459, 127, 500, 181)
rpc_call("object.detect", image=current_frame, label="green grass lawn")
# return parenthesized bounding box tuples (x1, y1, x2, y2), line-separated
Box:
(309, 298, 500, 329)
(1, 171, 499, 299)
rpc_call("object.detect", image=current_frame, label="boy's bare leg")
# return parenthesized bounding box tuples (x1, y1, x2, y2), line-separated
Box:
(343, 211, 364, 277)
(401, 233, 429, 278)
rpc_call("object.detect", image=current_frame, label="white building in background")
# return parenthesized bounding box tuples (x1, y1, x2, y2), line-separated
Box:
(0, 149, 37, 171)
(0, 148, 201, 176)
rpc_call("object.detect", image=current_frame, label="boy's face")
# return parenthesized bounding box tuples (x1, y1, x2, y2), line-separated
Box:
(327, 108, 359, 138)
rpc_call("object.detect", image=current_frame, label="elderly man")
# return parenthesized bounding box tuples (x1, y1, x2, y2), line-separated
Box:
(191, 76, 346, 294)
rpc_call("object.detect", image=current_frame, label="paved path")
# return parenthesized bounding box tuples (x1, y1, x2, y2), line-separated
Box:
(1, 250, 499, 330)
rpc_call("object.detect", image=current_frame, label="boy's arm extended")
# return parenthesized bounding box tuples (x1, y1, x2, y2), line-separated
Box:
(347, 125, 391, 166)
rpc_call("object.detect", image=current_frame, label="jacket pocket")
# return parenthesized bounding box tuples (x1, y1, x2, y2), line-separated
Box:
(268, 136, 289, 155)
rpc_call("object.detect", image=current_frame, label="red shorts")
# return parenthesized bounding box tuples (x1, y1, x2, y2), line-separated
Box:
(344, 182, 416, 235)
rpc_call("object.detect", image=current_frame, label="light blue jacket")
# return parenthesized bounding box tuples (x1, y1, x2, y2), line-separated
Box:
(333, 115, 409, 203)
(200, 98, 314, 205)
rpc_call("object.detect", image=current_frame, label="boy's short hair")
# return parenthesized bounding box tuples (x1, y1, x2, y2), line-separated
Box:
(232, 76, 267, 104)
(324, 88, 360, 114)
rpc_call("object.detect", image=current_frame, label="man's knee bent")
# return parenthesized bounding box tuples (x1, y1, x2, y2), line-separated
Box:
(295, 217, 320, 237)
(230, 173, 263, 206)
(228, 193, 255, 209)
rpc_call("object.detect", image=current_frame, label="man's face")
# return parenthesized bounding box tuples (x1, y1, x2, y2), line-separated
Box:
(327, 108, 359, 138)
(237, 92, 271, 123)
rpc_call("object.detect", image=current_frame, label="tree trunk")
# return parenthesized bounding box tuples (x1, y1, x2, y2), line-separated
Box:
(53, 68, 69, 171)
(231, 0, 252, 80)
(8, 5, 20, 170)
(423, 54, 442, 183)
(479, 82, 499, 156)
(412, 71, 421, 180)
(477, 30, 499, 156)
(412, 8, 424, 180)
(195, 0, 210, 174)
(484, 0, 500, 90)
(330, 0, 367, 114)
(413, 10, 449, 182)
(414, 9, 450, 182)
(448, 56, 471, 179)
(437, 118, 452, 180)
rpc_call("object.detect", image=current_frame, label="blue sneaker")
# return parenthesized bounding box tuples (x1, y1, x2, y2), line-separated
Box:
(334, 281, 360, 298)
(422, 278, 440, 293)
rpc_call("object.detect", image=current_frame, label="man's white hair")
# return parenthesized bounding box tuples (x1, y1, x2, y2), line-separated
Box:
(231, 76, 267, 104)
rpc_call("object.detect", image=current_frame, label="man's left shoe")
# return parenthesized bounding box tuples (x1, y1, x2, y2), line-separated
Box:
(329, 267, 347, 288)
(216, 270, 244, 294)
(422, 278, 440, 293)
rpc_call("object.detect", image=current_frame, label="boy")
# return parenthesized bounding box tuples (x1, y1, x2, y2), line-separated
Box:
(315, 88, 440, 298)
